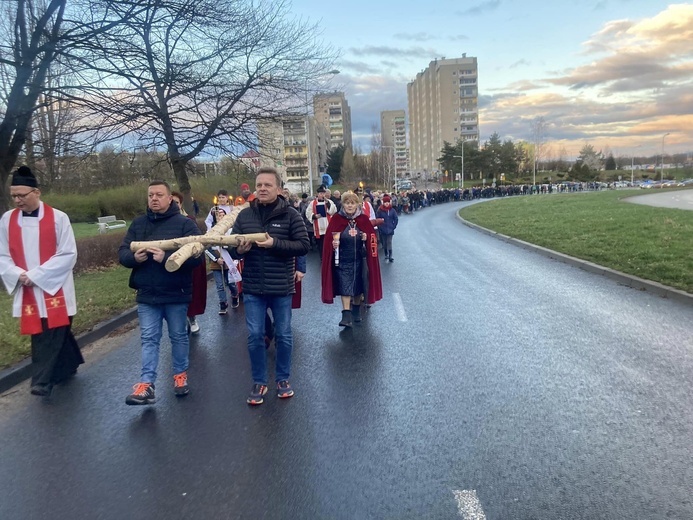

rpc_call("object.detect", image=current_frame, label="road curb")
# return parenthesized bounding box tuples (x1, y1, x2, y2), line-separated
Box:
(0, 306, 139, 395)
(456, 213, 693, 306)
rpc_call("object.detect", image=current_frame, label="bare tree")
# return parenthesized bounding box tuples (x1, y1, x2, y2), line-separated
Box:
(80, 0, 335, 212)
(0, 0, 68, 210)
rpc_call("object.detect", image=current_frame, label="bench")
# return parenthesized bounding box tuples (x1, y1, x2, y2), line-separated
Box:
(97, 215, 126, 234)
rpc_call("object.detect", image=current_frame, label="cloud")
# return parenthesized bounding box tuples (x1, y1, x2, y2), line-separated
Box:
(548, 52, 693, 92)
(546, 5, 693, 94)
(479, 82, 693, 155)
(455, 0, 501, 17)
(338, 60, 382, 75)
(393, 32, 435, 42)
(509, 59, 530, 69)
(349, 45, 441, 60)
(449, 35, 470, 41)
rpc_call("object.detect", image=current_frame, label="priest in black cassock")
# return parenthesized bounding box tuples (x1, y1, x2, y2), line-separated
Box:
(0, 166, 83, 396)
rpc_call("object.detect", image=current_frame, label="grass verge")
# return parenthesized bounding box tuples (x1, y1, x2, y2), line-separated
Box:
(0, 267, 135, 369)
(459, 189, 693, 294)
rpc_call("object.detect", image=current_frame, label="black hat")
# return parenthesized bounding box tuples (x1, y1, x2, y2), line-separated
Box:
(317, 185, 326, 193)
(11, 166, 38, 188)
(301, 193, 308, 199)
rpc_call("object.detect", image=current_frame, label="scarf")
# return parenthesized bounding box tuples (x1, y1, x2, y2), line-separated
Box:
(8, 204, 70, 335)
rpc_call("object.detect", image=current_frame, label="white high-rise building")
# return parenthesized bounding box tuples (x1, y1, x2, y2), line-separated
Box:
(257, 115, 330, 193)
(407, 56, 479, 174)
(381, 109, 409, 180)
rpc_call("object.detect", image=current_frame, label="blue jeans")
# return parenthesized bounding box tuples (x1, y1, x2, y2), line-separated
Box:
(138, 303, 189, 383)
(213, 269, 238, 304)
(243, 294, 293, 385)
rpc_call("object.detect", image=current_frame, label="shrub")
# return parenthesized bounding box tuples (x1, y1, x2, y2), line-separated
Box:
(75, 232, 125, 273)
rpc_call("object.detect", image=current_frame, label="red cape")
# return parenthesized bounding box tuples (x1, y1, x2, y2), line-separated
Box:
(321, 213, 383, 305)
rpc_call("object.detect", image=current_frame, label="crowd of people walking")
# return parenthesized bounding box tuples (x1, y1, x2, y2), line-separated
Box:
(5, 166, 578, 406)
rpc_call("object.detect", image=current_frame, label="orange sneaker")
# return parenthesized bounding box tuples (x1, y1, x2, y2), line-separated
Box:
(125, 382, 156, 405)
(173, 372, 189, 396)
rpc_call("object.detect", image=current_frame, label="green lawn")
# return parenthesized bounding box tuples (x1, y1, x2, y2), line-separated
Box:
(71, 221, 131, 240)
(459, 189, 693, 294)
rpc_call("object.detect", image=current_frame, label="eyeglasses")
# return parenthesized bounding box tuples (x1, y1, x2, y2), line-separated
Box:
(11, 190, 36, 200)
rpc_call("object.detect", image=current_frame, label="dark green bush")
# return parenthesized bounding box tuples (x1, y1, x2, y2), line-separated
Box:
(75, 232, 125, 273)
(43, 176, 255, 223)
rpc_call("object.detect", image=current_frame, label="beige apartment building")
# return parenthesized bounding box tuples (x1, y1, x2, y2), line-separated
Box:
(407, 55, 479, 174)
(313, 92, 353, 151)
(257, 115, 330, 193)
(380, 110, 409, 180)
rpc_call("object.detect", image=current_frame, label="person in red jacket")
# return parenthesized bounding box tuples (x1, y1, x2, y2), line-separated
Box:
(321, 191, 382, 327)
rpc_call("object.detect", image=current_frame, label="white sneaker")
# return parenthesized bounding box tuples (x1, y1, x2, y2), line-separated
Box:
(189, 318, 200, 334)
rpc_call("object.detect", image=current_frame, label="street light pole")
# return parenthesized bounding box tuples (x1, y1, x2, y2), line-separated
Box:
(631, 144, 642, 186)
(660, 132, 670, 183)
(532, 140, 536, 188)
(453, 147, 464, 190)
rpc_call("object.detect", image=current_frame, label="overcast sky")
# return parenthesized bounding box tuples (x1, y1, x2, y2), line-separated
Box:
(289, 0, 692, 159)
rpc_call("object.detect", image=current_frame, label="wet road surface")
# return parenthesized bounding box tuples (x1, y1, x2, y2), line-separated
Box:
(1, 200, 692, 519)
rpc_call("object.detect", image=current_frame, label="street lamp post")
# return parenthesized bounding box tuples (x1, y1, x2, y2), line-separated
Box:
(453, 150, 464, 190)
(631, 144, 642, 186)
(660, 132, 670, 183)
(306, 70, 340, 197)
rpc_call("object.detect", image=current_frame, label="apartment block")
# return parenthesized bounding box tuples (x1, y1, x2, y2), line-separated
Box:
(407, 56, 479, 174)
(313, 92, 353, 151)
(257, 115, 330, 193)
(380, 109, 409, 179)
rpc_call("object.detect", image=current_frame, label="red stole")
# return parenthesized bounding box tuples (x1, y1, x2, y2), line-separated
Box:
(8, 205, 70, 335)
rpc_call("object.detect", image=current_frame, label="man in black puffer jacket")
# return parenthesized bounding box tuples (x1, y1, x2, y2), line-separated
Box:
(118, 181, 203, 405)
(231, 167, 310, 405)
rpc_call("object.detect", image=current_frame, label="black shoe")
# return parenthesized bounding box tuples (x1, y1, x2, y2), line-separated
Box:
(389, 257, 394, 262)
(231, 296, 240, 308)
(125, 383, 156, 405)
(339, 309, 353, 327)
(277, 380, 294, 399)
(219, 302, 228, 315)
(30, 384, 53, 397)
(247, 384, 268, 405)
(352, 305, 362, 322)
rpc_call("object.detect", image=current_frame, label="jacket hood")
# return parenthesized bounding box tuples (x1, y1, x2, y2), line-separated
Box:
(146, 202, 180, 221)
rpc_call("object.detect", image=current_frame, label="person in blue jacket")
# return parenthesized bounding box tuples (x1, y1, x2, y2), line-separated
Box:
(376, 194, 398, 262)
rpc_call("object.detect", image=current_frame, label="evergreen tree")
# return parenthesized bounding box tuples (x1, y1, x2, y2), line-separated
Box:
(326, 144, 345, 182)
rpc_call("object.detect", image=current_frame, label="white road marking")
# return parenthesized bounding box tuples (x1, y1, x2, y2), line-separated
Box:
(392, 292, 408, 322)
(453, 489, 486, 519)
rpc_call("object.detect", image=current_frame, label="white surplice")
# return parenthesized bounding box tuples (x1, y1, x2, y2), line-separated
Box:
(0, 201, 77, 318)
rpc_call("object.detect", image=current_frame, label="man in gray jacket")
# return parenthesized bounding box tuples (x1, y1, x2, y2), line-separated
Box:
(231, 167, 310, 405)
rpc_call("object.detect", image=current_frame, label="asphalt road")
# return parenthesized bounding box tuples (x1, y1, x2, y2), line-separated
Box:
(625, 188, 693, 210)
(1, 200, 692, 520)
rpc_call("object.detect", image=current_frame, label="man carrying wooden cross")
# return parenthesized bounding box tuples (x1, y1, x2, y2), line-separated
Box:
(118, 181, 203, 405)
(231, 167, 310, 405)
